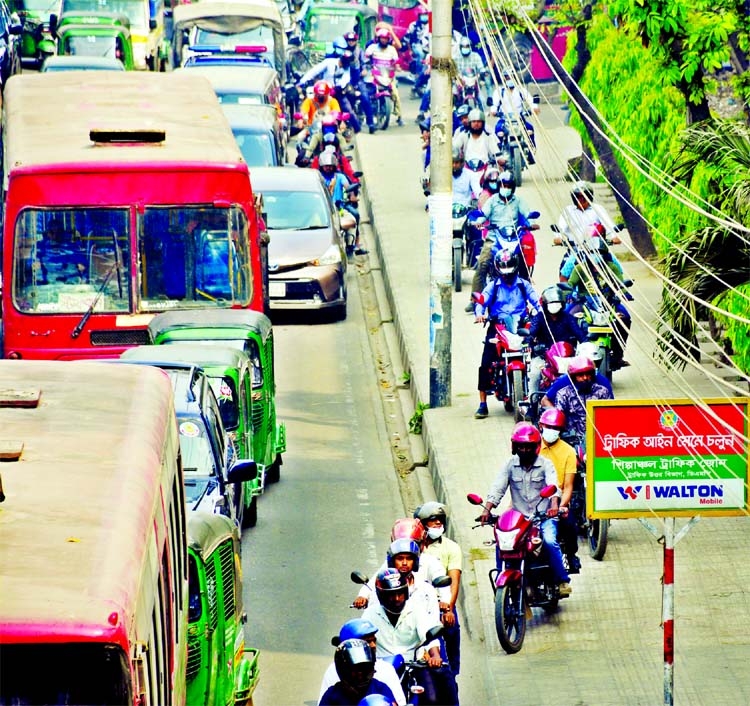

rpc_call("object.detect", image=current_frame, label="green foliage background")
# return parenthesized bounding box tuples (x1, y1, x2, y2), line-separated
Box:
(562, 13, 750, 373)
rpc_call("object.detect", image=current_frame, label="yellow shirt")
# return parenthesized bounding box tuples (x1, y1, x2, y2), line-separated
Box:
(540, 438, 577, 488)
(423, 534, 463, 573)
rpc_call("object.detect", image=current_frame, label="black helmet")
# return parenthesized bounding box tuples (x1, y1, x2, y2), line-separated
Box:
(493, 247, 519, 277)
(482, 167, 501, 193)
(334, 638, 376, 689)
(541, 285, 564, 310)
(374, 568, 409, 615)
(571, 180, 594, 205)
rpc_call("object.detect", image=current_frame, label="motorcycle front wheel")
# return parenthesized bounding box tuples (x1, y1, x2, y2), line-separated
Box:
(510, 145, 523, 186)
(495, 583, 526, 653)
(377, 95, 392, 131)
(588, 518, 609, 560)
(453, 246, 462, 292)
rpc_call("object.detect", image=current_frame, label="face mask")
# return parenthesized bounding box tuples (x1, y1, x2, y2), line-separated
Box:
(498, 187, 512, 198)
(542, 428, 560, 444)
(547, 302, 563, 315)
(419, 15, 428, 23)
(461, 46, 471, 56)
(487, 180, 499, 191)
(427, 527, 444, 540)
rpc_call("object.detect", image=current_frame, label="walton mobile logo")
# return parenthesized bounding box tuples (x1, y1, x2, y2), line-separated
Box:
(618, 486, 642, 500)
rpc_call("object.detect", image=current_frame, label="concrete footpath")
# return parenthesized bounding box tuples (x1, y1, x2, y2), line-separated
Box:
(354, 91, 750, 705)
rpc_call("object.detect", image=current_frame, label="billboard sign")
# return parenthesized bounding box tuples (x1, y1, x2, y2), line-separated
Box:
(587, 398, 749, 519)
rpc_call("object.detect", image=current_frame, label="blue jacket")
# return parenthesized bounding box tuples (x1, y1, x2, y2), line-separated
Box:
(475, 275, 538, 320)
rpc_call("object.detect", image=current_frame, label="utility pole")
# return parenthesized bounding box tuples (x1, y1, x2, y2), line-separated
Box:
(428, 0, 453, 408)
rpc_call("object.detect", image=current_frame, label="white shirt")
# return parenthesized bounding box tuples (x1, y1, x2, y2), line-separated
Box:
(319, 660, 406, 705)
(357, 554, 450, 608)
(557, 203, 616, 242)
(453, 130, 500, 165)
(490, 85, 534, 117)
(362, 599, 442, 661)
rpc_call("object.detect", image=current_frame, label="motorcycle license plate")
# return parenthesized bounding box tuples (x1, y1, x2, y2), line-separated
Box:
(269, 282, 286, 298)
(588, 326, 613, 334)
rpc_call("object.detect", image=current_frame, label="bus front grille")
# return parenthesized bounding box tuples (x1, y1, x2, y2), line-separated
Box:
(89, 329, 151, 347)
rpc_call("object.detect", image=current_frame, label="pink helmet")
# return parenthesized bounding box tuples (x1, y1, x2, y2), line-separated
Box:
(539, 408, 566, 429)
(567, 356, 596, 377)
(390, 518, 426, 544)
(510, 422, 541, 455)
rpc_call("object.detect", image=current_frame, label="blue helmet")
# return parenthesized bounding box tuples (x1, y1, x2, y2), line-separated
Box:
(336, 619, 378, 644)
(332, 36, 348, 56)
(386, 538, 420, 572)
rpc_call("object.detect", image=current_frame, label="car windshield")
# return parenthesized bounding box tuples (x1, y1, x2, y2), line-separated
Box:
(63, 34, 122, 59)
(306, 12, 357, 43)
(61, 0, 147, 30)
(14, 0, 60, 13)
(262, 190, 330, 230)
(232, 129, 275, 166)
(13, 208, 131, 315)
(178, 417, 218, 476)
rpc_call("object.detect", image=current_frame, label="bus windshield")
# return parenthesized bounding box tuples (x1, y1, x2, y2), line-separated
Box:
(0, 643, 131, 705)
(306, 12, 355, 43)
(63, 34, 123, 59)
(61, 0, 148, 30)
(140, 205, 251, 311)
(13, 208, 131, 315)
(378, 0, 419, 7)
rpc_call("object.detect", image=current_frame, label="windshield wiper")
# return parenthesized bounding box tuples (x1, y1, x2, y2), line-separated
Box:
(70, 263, 117, 339)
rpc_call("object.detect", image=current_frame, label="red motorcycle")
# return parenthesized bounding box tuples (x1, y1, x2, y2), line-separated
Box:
(539, 340, 575, 391)
(467, 486, 565, 654)
(366, 56, 397, 130)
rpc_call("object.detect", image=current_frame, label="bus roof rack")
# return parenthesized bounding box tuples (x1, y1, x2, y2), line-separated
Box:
(90, 128, 166, 144)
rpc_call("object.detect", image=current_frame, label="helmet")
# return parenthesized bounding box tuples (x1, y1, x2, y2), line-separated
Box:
(386, 538, 420, 573)
(359, 696, 394, 706)
(540, 285, 564, 315)
(391, 517, 426, 543)
(589, 222, 607, 239)
(344, 30, 358, 42)
(332, 36, 348, 56)
(539, 407, 566, 429)
(576, 341, 604, 364)
(571, 180, 594, 205)
(374, 568, 409, 615)
(499, 170, 516, 193)
(451, 145, 464, 162)
(313, 80, 331, 98)
(319, 151, 339, 169)
(414, 501, 448, 527)
(493, 247, 518, 277)
(459, 36, 472, 55)
(334, 638, 376, 688)
(510, 421, 542, 458)
(467, 108, 485, 123)
(335, 618, 378, 645)
(481, 167, 501, 193)
(376, 27, 391, 41)
(567, 355, 596, 376)
(456, 104, 471, 119)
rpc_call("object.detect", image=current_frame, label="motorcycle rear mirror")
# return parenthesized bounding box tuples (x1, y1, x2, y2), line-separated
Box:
(613, 223, 625, 232)
(353, 171, 363, 178)
(527, 210, 540, 219)
(350, 570, 369, 586)
(540, 484, 558, 499)
(623, 278, 634, 287)
(424, 625, 444, 643)
(432, 575, 452, 589)
(466, 493, 484, 506)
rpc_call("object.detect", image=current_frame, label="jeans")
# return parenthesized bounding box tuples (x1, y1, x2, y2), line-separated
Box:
(528, 354, 545, 393)
(541, 517, 570, 584)
(441, 609, 461, 675)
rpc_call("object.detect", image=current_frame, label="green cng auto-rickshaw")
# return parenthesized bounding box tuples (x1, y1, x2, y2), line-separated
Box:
(148, 309, 286, 485)
(299, 2, 375, 64)
(187, 512, 260, 706)
(10, 0, 57, 67)
(55, 12, 135, 69)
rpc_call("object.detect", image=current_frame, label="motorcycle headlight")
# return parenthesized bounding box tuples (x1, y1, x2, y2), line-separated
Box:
(496, 528, 520, 551)
(312, 243, 341, 266)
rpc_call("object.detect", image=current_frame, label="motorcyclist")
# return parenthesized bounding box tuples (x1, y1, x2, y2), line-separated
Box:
(414, 502, 462, 676)
(553, 356, 614, 442)
(526, 285, 586, 393)
(556, 181, 620, 247)
(451, 147, 475, 207)
(318, 150, 351, 206)
(321, 620, 406, 705)
(452, 103, 471, 138)
(342, 182, 367, 255)
(489, 71, 537, 156)
(319, 638, 398, 705)
(405, 8, 431, 95)
(364, 27, 404, 127)
(566, 235, 631, 370)
(468, 170, 536, 299)
(452, 108, 501, 195)
(453, 36, 489, 108)
(473, 249, 539, 419)
(300, 80, 342, 127)
(343, 31, 376, 134)
(538, 408, 580, 574)
(478, 422, 572, 597)
(361, 569, 458, 706)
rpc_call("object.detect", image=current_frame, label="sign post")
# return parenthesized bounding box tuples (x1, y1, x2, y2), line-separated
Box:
(586, 398, 750, 706)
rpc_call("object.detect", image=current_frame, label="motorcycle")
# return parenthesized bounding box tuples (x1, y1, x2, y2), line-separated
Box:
(450, 201, 482, 292)
(469, 210, 539, 281)
(453, 67, 483, 110)
(472, 300, 531, 421)
(366, 57, 397, 130)
(493, 111, 534, 186)
(340, 183, 361, 256)
(551, 222, 625, 278)
(467, 485, 567, 654)
(562, 433, 609, 561)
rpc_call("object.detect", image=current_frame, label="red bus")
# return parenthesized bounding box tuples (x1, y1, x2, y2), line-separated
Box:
(0, 360, 188, 705)
(1, 72, 268, 360)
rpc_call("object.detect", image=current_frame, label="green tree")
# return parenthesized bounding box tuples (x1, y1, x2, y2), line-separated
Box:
(658, 119, 750, 372)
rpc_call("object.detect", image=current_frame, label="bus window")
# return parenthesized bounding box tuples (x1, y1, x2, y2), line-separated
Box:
(13, 208, 130, 315)
(140, 206, 251, 309)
